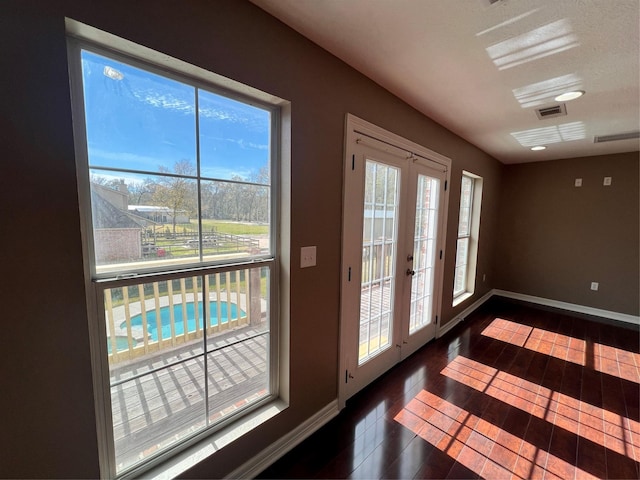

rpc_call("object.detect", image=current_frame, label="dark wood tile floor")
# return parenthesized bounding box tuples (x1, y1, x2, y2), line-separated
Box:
(257, 297, 640, 479)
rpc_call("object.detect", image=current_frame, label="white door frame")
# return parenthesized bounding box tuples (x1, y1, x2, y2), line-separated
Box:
(339, 114, 451, 407)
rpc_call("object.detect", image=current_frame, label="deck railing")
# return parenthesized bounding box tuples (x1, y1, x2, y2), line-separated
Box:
(105, 267, 262, 364)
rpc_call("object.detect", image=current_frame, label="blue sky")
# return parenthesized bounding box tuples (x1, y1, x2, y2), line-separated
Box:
(81, 50, 270, 183)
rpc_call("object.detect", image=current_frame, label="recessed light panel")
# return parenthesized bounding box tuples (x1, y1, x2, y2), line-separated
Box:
(554, 90, 585, 102)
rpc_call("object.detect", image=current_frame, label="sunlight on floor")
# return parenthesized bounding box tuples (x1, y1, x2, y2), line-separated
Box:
(442, 355, 639, 459)
(395, 389, 597, 479)
(481, 317, 640, 383)
(393, 314, 639, 479)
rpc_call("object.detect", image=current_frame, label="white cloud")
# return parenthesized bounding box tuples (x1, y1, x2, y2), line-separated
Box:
(138, 91, 194, 114)
(225, 138, 269, 151)
(89, 148, 173, 170)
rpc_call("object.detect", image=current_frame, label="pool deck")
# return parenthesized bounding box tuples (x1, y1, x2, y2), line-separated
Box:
(109, 323, 269, 472)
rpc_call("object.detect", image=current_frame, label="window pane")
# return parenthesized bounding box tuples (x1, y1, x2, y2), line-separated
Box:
(458, 207, 471, 236)
(454, 265, 466, 296)
(198, 89, 270, 182)
(360, 160, 399, 364)
(410, 175, 440, 334)
(105, 276, 207, 474)
(454, 238, 469, 296)
(111, 359, 206, 474)
(105, 265, 270, 473)
(458, 176, 473, 236)
(205, 266, 271, 420)
(90, 170, 199, 273)
(81, 50, 196, 173)
(106, 277, 204, 377)
(460, 176, 473, 209)
(207, 337, 269, 418)
(456, 238, 469, 268)
(201, 179, 271, 258)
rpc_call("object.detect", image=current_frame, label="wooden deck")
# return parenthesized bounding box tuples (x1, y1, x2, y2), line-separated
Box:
(109, 324, 269, 472)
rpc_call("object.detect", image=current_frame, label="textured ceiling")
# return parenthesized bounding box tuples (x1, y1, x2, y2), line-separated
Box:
(251, 0, 640, 163)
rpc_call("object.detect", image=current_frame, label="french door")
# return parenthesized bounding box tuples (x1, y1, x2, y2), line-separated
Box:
(340, 115, 450, 403)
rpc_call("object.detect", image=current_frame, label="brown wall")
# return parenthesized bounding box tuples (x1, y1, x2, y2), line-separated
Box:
(7, 1, 637, 479)
(495, 152, 640, 316)
(0, 1, 502, 478)
(2, 1, 638, 478)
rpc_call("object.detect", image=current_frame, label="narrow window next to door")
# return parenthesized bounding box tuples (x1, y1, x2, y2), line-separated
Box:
(453, 172, 483, 305)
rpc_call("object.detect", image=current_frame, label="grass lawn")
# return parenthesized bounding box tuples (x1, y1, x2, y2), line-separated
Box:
(177, 219, 269, 236)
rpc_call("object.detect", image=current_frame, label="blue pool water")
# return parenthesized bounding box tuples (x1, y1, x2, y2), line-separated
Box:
(107, 336, 136, 354)
(124, 301, 244, 342)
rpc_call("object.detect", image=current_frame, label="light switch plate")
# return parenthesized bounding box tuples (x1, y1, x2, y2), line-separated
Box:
(575, 178, 582, 187)
(300, 246, 317, 268)
(603, 177, 612, 186)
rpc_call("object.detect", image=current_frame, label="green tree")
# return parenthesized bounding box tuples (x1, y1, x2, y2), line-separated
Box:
(152, 160, 197, 233)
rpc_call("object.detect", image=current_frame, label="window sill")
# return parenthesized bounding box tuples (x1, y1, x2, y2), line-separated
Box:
(453, 291, 474, 308)
(139, 399, 288, 480)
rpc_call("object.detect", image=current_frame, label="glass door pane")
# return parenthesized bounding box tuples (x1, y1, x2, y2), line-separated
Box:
(454, 237, 469, 296)
(409, 175, 440, 334)
(359, 160, 400, 365)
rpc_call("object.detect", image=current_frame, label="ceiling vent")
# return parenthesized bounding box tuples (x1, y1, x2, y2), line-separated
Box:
(535, 104, 567, 120)
(594, 131, 640, 143)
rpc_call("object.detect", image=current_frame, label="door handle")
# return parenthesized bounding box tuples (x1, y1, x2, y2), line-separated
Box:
(406, 269, 415, 276)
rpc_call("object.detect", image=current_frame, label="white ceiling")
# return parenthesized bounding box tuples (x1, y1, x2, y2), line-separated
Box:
(251, 0, 640, 163)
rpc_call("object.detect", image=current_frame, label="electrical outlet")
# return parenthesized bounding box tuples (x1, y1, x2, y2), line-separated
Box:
(590, 282, 599, 291)
(603, 177, 612, 186)
(574, 178, 582, 187)
(300, 246, 317, 268)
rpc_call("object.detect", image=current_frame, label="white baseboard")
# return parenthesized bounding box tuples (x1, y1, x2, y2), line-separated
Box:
(227, 400, 340, 479)
(437, 290, 494, 338)
(438, 289, 639, 338)
(493, 289, 640, 326)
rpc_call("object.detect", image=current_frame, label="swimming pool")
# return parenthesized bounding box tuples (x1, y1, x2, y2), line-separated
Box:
(107, 336, 137, 354)
(124, 301, 245, 342)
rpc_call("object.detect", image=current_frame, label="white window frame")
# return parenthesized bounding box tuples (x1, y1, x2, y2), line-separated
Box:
(453, 171, 482, 306)
(66, 19, 290, 479)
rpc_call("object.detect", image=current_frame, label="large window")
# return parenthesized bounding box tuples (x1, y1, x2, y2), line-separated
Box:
(453, 172, 482, 304)
(68, 30, 285, 478)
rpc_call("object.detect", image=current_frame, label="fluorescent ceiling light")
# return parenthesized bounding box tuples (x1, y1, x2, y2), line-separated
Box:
(554, 90, 585, 101)
(530, 146, 546, 151)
